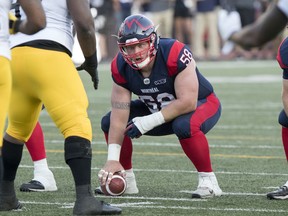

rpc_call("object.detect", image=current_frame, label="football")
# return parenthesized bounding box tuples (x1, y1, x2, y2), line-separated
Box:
(101, 173, 127, 196)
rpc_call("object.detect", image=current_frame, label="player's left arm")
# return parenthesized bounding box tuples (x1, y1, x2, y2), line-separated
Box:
(68, 0, 99, 89)
(99, 83, 131, 184)
(125, 59, 199, 138)
(161, 59, 199, 122)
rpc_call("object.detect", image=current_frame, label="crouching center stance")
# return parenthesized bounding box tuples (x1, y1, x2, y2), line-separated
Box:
(97, 14, 222, 199)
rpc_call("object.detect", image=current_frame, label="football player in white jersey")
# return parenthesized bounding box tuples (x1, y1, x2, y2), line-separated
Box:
(1, 0, 121, 215)
(219, 0, 288, 200)
(0, 0, 45, 202)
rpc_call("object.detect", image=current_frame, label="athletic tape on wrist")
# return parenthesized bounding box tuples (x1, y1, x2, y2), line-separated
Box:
(107, 143, 121, 161)
(134, 111, 165, 134)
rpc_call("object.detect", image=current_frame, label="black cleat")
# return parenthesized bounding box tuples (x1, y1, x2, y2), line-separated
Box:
(20, 180, 45, 192)
(267, 186, 288, 200)
(0, 195, 22, 211)
(73, 196, 121, 215)
(0, 180, 23, 211)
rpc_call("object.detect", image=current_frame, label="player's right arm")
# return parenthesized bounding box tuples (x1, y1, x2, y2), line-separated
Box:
(98, 83, 131, 184)
(14, 0, 46, 35)
(109, 83, 132, 146)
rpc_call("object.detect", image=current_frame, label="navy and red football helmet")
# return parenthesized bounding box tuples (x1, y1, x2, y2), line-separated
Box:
(117, 14, 159, 69)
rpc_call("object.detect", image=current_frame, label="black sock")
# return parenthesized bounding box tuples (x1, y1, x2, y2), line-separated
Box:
(0, 180, 15, 197)
(0, 150, 3, 180)
(2, 139, 23, 181)
(64, 136, 92, 186)
(66, 157, 91, 186)
(75, 184, 93, 199)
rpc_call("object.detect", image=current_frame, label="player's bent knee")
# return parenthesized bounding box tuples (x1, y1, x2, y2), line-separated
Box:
(279, 109, 288, 127)
(172, 119, 191, 139)
(64, 136, 92, 162)
(101, 112, 111, 133)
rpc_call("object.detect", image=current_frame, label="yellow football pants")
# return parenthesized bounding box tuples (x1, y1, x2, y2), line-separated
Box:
(7, 47, 92, 142)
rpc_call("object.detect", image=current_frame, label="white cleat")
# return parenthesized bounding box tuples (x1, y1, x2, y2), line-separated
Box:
(192, 172, 222, 198)
(20, 169, 57, 192)
(124, 171, 139, 194)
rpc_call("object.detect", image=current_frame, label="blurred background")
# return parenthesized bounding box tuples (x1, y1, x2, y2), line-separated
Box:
(72, 0, 288, 65)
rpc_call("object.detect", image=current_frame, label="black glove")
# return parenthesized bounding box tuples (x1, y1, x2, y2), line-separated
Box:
(124, 121, 142, 139)
(76, 52, 99, 90)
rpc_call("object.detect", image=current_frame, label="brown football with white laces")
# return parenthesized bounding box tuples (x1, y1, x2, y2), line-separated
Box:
(101, 173, 126, 196)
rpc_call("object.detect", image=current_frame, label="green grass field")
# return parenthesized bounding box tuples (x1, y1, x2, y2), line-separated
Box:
(7, 60, 288, 216)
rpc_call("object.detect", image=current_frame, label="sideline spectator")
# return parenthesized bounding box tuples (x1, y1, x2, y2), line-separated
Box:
(193, 0, 220, 60)
(173, 0, 196, 47)
(140, 0, 176, 38)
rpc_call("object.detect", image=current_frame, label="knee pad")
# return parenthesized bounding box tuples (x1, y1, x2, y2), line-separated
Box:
(64, 136, 92, 162)
(101, 112, 111, 133)
(279, 109, 288, 127)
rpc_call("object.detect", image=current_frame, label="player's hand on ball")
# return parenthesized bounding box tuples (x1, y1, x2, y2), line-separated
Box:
(98, 160, 125, 185)
(100, 172, 127, 196)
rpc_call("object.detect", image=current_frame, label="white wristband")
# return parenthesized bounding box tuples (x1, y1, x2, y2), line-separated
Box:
(107, 143, 121, 161)
(133, 111, 165, 134)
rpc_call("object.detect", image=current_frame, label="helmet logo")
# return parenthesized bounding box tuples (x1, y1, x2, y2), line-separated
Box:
(125, 19, 153, 31)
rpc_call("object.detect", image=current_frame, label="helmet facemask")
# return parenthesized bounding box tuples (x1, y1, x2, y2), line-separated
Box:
(119, 33, 157, 70)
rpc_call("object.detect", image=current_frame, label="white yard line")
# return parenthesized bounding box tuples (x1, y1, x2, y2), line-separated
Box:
(19, 164, 288, 177)
(39, 139, 283, 149)
(21, 198, 288, 213)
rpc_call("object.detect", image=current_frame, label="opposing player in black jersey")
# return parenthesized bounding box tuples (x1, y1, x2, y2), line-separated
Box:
(97, 14, 222, 199)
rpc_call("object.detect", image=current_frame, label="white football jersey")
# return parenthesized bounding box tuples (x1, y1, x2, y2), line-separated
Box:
(0, 0, 12, 60)
(10, 0, 74, 53)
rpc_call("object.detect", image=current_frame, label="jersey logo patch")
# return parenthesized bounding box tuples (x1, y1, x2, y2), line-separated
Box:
(154, 79, 166, 85)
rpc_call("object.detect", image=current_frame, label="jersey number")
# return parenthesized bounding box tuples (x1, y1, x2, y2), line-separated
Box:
(180, 48, 193, 66)
(139, 93, 175, 112)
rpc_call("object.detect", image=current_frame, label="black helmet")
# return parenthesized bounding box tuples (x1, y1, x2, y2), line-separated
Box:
(117, 14, 159, 69)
